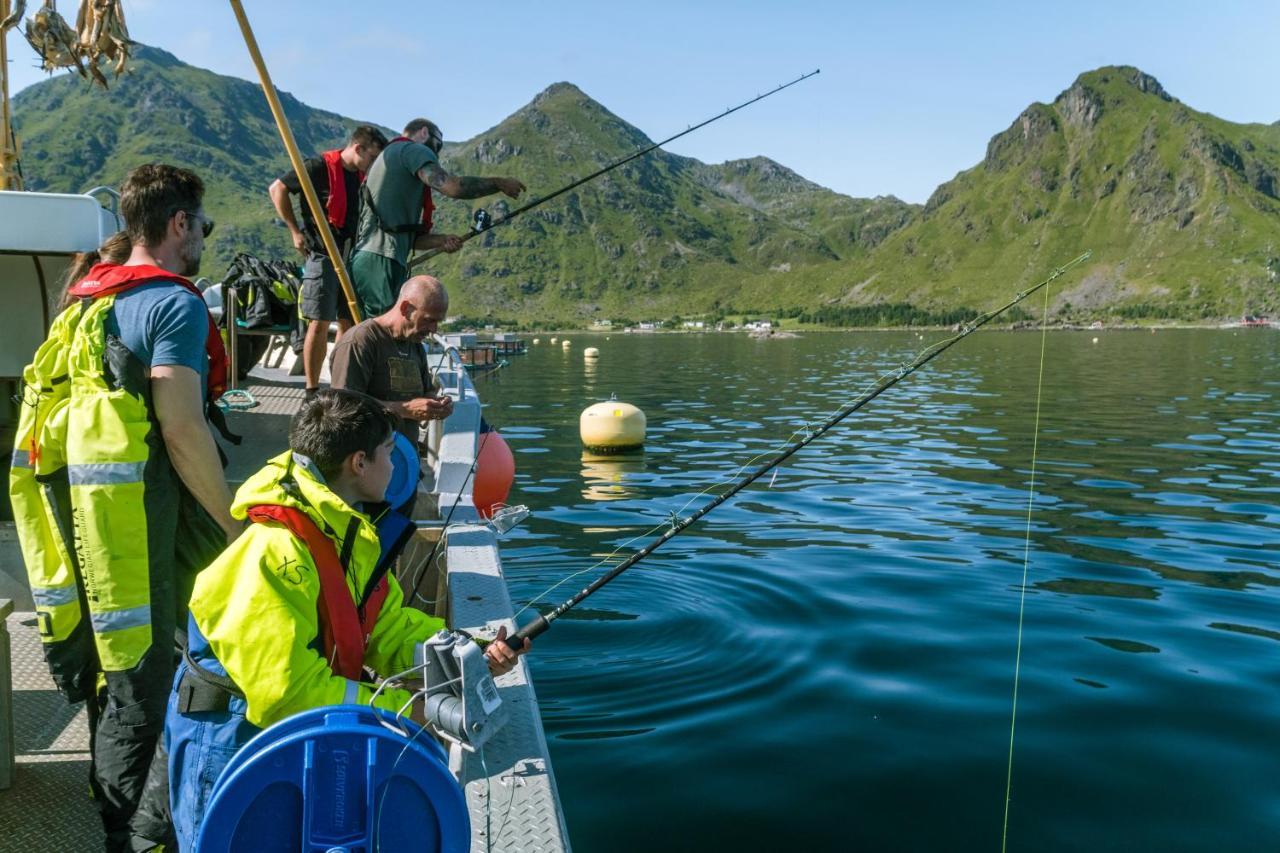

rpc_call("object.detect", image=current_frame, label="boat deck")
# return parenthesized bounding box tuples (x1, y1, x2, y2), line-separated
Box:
(0, 352, 569, 852)
(1, 604, 104, 850)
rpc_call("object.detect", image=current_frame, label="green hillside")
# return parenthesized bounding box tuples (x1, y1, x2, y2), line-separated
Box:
(407, 82, 878, 323)
(12, 45, 383, 274)
(12, 52, 1278, 325)
(754, 67, 1280, 324)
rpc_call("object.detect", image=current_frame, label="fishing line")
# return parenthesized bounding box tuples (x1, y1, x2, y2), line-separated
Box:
(514, 276, 1057, 619)
(410, 430, 492, 605)
(1000, 262, 1053, 850)
(370, 681, 459, 853)
(501, 253, 1091, 649)
(516, 347, 951, 617)
(407, 69, 821, 272)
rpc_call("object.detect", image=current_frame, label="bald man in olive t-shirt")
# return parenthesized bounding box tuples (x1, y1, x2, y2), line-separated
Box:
(329, 276, 453, 444)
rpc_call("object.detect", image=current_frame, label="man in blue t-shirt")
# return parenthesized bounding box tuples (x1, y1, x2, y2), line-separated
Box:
(349, 117, 526, 317)
(82, 165, 238, 853)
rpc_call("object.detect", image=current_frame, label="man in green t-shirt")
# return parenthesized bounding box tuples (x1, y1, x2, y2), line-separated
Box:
(349, 117, 525, 318)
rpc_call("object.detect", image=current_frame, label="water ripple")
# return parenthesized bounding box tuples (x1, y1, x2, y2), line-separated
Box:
(482, 329, 1280, 851)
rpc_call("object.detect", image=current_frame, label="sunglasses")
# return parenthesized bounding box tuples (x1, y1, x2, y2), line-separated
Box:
(427, 132, 443, 154)
(181, 209, 215, 238)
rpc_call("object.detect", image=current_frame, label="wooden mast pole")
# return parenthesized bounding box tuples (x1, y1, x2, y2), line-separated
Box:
(228, 0, 362, 322)
(0, 0, 24, 191)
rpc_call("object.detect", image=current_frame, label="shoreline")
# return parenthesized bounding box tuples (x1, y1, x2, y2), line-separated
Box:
(466, 321, 1271, 335)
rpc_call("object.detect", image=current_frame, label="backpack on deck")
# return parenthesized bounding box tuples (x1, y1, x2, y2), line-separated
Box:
(220, 253, 306, 376)
(222, 253, 303, 330)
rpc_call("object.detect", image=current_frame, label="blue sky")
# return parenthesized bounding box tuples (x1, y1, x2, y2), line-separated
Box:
(7, 0, 1279, 203)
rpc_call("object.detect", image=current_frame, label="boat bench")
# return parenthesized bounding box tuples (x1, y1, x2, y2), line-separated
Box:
(225, 284, 295, 388)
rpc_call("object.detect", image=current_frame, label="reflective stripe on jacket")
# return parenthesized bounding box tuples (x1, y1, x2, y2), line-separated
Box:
(9, 285, 222, 688)
(8, 304, 97, 699)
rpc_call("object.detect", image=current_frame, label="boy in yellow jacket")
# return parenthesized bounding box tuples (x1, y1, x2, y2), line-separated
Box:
(165, 389, 523, 851)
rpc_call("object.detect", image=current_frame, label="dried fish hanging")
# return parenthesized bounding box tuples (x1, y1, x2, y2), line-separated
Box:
(22, 0, 132, 88)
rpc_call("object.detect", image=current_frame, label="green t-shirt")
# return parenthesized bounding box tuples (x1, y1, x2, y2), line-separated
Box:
(353, 139, 439, 265)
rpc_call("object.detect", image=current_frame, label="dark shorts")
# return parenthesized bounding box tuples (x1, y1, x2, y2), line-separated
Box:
(300, 253, 353, 323)
(349, 250, 408, 319)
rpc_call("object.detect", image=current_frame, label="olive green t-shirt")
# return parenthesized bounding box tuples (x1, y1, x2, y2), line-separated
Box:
(352, 139, 439, 266)
(329, 319, 437, 443)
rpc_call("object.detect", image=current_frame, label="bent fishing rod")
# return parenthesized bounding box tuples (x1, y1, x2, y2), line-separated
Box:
(407, 68, 821, 272)
(498, 251, 1092, 650)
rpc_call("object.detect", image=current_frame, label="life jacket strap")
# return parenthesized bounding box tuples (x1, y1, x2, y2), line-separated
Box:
(176, 645, 244, 715)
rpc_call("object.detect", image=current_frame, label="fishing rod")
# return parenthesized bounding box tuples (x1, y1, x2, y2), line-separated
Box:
(498, 252, 1092, 650)
(407, 68, 821, 272)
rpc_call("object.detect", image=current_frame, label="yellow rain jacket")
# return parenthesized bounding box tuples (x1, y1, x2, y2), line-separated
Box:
(188, 450, 445, 728)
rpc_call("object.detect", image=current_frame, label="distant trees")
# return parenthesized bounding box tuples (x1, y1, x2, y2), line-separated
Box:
(796, 303, 977, 327)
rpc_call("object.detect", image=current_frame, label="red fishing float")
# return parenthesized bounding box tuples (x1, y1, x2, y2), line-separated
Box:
(472, 431, 515, 518)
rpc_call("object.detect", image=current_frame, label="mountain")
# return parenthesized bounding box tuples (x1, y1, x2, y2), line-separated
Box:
(412, 83, 923, 321)
(12, 46, 377, 271)
(12, 50, 899, 322)
(11, 50, 1279, 324)
(693, 157, 917, 258)
(763, 67, 1280, 324)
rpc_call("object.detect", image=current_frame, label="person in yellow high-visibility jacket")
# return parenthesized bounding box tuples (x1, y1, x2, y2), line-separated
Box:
(165, 388, 525, 851)
(9, 164, 238, 852)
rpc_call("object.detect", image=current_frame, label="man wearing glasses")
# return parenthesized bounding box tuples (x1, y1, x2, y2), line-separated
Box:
(348, 117, 526, 319)
(12, 164, 237, 851)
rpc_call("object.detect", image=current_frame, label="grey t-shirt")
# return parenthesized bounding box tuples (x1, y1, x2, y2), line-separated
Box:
(352, 139, 438, 266)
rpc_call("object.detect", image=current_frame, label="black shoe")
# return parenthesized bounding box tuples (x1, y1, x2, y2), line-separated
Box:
(304, 387, 319, 402)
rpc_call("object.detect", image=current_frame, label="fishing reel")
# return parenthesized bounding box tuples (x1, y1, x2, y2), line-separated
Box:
(471, 208, 492, 233)
(414, 629, 509, 751)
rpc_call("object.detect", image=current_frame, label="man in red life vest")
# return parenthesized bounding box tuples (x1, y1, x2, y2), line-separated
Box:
(348, 117, 526, 319)
(268, 125, 388, 398)
(164, 389, 527, 851)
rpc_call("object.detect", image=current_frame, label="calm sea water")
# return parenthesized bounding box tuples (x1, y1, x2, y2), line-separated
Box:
(474, 329, 1279, 852)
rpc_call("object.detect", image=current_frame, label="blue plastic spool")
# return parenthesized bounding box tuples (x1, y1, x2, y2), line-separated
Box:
(198, 705, 468, 853)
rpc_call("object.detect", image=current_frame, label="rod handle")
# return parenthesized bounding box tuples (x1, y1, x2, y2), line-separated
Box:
(500, 614, 549, 651)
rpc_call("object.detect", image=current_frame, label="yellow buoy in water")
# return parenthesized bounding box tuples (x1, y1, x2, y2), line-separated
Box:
(562, 339, 572, 348)
(580, 399, 645, 452)
(550, 336, 558, 344)
(532, 337, 540, 344)
(584, 346, 600, 359)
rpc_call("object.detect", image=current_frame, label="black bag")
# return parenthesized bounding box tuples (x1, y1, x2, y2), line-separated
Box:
(222, 253, 302, 329)
(220, 253, 307, 378)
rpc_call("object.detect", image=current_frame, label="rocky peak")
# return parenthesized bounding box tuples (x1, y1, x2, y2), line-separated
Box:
(1071, 66, 1173, 102)
(1055, 82, 1104, 129)
(532, 82, 588, 106)
(984, 103, 1059, 170)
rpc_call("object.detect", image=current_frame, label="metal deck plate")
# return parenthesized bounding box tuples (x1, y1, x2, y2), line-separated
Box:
(447, 525, 572, 852)
(0, 611, 104, 849)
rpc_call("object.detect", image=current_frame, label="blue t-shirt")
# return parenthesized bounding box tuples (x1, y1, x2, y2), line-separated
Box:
(104, 282, 210, 387)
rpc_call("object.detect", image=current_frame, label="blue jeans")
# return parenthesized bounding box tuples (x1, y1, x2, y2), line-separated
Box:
(164, 661, 261, 852)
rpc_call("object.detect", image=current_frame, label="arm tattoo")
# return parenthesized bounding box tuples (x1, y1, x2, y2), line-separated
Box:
(453, 176, 500, 199)
(421, 163, 451, 192)
(419, 164, 500, 199)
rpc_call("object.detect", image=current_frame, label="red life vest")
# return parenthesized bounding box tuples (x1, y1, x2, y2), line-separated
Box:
(68, 262, 229, 399)
(320, 148, 363, 231)
(245, 504, 390, 682)
(389, 136, 435, 233)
